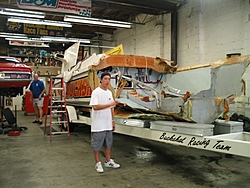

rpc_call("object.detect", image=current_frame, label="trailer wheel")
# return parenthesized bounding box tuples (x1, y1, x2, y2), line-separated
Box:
(67, 123, 75, 133)
(63, 117, 75, 133)
(58, 113, 75, 133)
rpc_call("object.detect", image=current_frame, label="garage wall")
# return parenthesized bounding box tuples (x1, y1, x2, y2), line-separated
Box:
(178, 0, 249, 67)
(109, 0, 250, 67)
(113, 14, 172, 59)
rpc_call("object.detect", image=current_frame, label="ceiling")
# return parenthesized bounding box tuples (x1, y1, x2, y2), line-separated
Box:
(0, 0, 185, 47)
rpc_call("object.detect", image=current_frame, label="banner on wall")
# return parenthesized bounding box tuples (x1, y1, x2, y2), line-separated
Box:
(16, 0, 91, 17)
(4, 20, 65, 37)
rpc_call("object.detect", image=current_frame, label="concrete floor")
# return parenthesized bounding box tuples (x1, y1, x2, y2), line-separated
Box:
(1, 111, 250, 188)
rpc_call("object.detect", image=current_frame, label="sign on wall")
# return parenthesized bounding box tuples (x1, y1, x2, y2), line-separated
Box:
(4, 20, 65, 37)
(16, 0, 91, 17)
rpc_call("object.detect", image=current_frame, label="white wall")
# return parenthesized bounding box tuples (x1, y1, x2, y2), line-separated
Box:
(178, 0, 249, 67)
(106, 0, 250, 68)
(112, 14, 172, 59)
(244, 0, 250, 55)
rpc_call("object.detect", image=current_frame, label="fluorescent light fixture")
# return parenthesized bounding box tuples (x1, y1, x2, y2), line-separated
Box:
(0, 8, 45, 18)
(41, 36, 90, 43)
(0, 32, 27, 38)
(5, 37, 50, 43)
(0, 35, 27, 39)
(8, 17, 72, 27)
(80, 44, 115, 49)
(0, 32, 26, 36)
(2, 34, 90, 44)
(64, 15, 132, 28)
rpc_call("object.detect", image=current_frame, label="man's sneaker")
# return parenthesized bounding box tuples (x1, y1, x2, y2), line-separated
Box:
(105, 159, 120, 168)
(95, 161, 104, 173)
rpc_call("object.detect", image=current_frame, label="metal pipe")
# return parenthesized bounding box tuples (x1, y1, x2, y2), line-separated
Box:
(171, 12, 177, 66)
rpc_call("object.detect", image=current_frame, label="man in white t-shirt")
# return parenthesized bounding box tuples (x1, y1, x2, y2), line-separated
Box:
(89, 72, 120, 173)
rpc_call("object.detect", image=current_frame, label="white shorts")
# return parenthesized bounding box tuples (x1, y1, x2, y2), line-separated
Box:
(33, 98, 44, 107)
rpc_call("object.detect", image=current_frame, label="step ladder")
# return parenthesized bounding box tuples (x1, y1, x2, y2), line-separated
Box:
(44, 76, 70, 141)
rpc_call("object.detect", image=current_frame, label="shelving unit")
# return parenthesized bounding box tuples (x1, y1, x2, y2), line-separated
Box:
(2, 47, 62, 79)
(6, 47, 63, 67)
(30, 66, 61, 77)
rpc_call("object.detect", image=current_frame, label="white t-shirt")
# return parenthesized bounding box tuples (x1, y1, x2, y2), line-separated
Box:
(89, 87, 113, 132)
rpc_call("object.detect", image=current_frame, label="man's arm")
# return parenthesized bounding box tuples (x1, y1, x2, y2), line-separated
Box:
(38, 81, 46, 99)
(111, 107, 115, 131)
(29, 82, 33, 101)
(39, 88, 46, 99)
(92, 101, 117, 110)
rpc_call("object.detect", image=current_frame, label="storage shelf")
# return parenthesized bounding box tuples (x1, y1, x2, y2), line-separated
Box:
(8, 53, 37, 58)
(30, 66, 61, 68)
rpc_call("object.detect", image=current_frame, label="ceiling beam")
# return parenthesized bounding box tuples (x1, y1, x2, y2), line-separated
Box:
(93, 2, 159, 16)
(92, 0, 178, 13)
(66, 25, 114, 37)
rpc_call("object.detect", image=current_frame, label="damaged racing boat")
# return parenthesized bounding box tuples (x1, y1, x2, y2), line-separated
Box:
(53, 42, 250, 158)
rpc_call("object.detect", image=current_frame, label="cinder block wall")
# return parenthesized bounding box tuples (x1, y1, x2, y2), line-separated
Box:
(110, 0, 249, 67)
(178, 0, 249, 67)
(113, 14, 171, 59)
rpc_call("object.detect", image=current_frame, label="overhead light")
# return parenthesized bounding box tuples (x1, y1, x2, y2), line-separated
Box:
(8, 17, 72, 27)
(0, 8, 45, 18)
(41, 36, 90, 43)
(5, 37, 50, 43)
(64, 15, 132, 28)
(2, 34, 90, 44)
(80, 44, 115, 49)
(0, 32, 26, 36)
(0, 32, 27, 38)
(1, 35, 27, 39)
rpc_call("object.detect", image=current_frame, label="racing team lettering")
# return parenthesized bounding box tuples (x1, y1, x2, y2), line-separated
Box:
(66, 77, 92, 98)
(188, 137, 210, 148)
(159, 132, 232, 151)
(159, 133, 186, 143)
